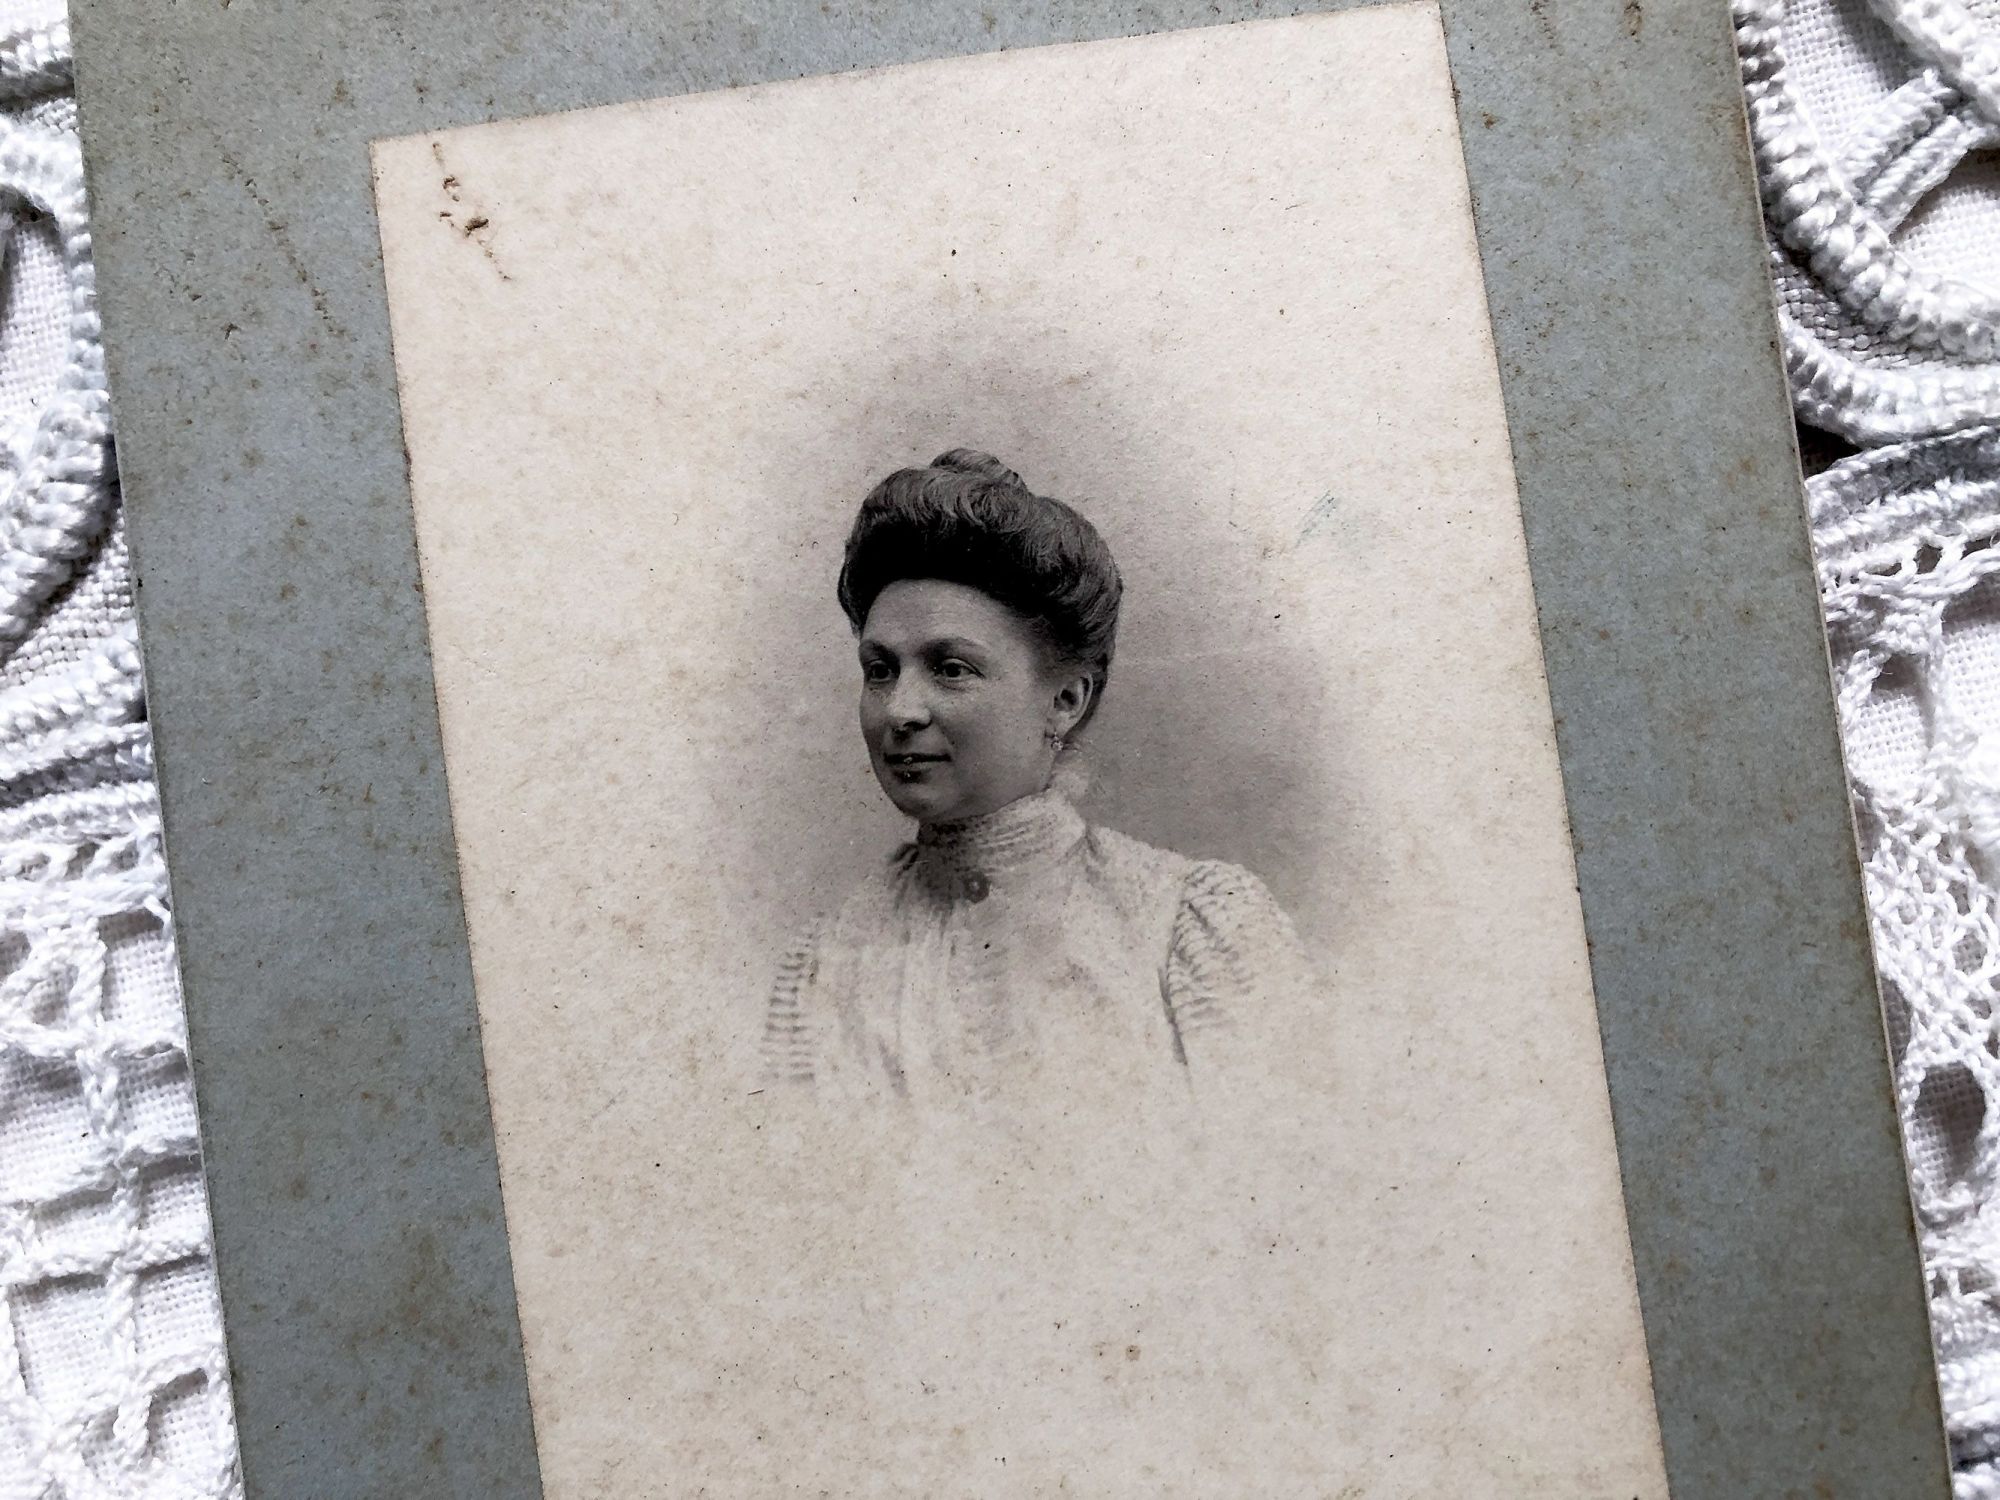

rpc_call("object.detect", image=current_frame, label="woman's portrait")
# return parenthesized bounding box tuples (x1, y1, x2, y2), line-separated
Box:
(369, 11, 1672, 1487)
(763, 449, 1310, 1115)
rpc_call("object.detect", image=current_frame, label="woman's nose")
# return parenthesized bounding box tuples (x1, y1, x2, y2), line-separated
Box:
(885, 676, 931, 729)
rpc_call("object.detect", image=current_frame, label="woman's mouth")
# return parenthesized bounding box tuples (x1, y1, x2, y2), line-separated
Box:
(884, 751, 949, 778)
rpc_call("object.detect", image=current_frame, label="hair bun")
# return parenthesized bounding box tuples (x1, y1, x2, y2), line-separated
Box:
(929, 448, 1025, 490)
(839, 449, 1123, 738)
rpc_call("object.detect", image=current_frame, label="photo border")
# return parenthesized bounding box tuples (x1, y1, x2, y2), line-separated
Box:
(70, 1, 1945, 1495)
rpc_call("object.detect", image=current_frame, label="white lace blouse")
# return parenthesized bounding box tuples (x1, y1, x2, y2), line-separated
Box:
(762, 787, 1309, 1115)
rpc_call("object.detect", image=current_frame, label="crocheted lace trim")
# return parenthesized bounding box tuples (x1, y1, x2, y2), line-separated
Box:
(1813, 425, 2000, 1486)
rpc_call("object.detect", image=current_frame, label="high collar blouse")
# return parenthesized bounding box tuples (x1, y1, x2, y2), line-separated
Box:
(763, 787, 1308, 1121)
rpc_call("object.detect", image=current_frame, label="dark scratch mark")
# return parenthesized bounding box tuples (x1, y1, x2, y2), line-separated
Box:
(428, 140, 513, 282)
(211, 136, 343, 337)
(1297, 490, 1342, 545)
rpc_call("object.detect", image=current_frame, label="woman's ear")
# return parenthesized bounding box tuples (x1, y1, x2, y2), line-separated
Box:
(1050, 670, 1095, 738)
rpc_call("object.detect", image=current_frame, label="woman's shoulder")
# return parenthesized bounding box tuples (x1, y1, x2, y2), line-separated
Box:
(1168, 858, 1309, 1065)
(1071, 826, 1311, 1072)
(808, 844, 920, 923)
(1080, 824, 1285, 916)
(763, 857, 906, 1081)
(1174, 856, 1291, 921)
(769, 841, 921, 970)
(1079, 826, 1304, 976)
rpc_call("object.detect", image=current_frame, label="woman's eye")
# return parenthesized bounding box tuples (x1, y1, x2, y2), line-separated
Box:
(862, 662, 894, 685)
(936, 659, 977, 681)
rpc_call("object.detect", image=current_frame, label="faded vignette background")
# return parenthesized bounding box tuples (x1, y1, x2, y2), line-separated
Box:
(371, 5, 1667, 1495)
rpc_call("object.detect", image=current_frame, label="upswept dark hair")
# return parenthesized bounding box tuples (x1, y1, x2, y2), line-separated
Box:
(838, 449, 1123, 730)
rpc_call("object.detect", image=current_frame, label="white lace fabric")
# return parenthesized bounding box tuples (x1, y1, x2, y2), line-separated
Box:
(1737, 0, 2000, 1491)
(0, 2, 240, 1496)
(1816, 434, 2000, 1479)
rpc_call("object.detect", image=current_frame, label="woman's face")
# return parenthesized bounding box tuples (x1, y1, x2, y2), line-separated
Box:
(858, 578, 1090, 825)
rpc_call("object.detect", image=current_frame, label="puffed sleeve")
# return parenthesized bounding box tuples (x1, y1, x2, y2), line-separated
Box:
(1162, 860, 1313, 1082)
(762, 913, 827, 1087)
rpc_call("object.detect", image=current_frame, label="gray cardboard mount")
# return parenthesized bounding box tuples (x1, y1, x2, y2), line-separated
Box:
(68, 1, 1946, 1497)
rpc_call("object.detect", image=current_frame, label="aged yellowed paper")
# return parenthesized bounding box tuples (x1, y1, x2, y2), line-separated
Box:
(372, 4, 1668, 1493)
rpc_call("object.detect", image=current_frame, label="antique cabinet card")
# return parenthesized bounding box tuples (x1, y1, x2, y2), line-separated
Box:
(72, 0, 1945, 1495)
(372, 8, 1657, 1495)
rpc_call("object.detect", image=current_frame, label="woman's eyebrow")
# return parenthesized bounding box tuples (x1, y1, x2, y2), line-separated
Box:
(859, 633, 990, 658)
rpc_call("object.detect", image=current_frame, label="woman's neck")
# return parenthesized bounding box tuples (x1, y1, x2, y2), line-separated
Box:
(913, 785, 1084, 887)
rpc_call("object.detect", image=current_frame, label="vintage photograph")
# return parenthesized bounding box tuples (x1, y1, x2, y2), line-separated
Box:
(761, 447, 1311, 1119)
(368, 5, 1669, 1494)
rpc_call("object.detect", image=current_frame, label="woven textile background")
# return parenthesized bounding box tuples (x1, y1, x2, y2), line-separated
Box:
(1739, 0, 2000, 1489)
(0, 1, 238, 1495)
(0, 0, 1989, 1494)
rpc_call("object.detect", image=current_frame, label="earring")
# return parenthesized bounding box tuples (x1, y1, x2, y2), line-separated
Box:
(1046, 728, 1066, 753)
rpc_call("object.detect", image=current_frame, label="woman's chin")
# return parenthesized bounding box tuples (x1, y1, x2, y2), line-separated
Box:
(876, 775, 960, 822)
